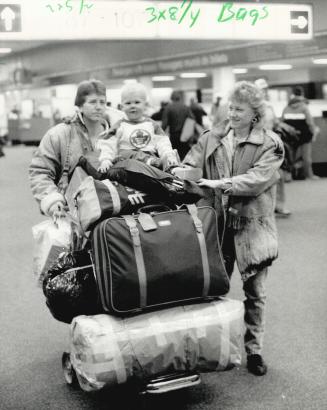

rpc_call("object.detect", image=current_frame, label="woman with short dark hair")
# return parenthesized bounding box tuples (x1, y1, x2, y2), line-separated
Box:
(29, 79, 124, 218)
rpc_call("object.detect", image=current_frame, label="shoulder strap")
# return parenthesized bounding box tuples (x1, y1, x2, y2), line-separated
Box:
(58, 125, 73, 195)
(186, 204, 210, 297)
(123, 215, 147, 308)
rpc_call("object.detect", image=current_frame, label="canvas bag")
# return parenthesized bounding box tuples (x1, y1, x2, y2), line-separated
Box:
(107, 159, 206, 205)
(74, 176, 154, 232)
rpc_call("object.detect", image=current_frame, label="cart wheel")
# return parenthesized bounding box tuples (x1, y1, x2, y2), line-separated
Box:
(62, 352, 77, 386)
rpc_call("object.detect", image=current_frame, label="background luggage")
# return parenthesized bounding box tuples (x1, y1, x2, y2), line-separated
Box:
(92, 204, 229, 315)
(68, 298, 244, 392)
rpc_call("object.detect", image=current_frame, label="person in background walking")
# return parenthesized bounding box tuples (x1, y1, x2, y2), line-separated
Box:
(0, 139, 4, 157)
(151, 101, 168, 124)
(281, 85, 320, 180)
(161, 90, 194, 160)
(255, 78, 294, 217)
(189, 98, 207, 127)
(183, 81, 284, 376)
(210, 94, 222, 123)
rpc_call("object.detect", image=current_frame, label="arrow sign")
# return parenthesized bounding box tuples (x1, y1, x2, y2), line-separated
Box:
(291, 15, 308, 30)
(0, 4, 21, 33)
(1, 7, 16, 31)
(290, 11, 309, 34)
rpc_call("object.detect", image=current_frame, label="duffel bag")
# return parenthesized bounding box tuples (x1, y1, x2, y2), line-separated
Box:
(107, 159, 208, 205)
(91, 204, 229, 315)
(74, 176, 156, 232)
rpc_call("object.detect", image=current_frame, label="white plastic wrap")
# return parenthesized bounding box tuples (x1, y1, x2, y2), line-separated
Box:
(70, 298, 244, 392)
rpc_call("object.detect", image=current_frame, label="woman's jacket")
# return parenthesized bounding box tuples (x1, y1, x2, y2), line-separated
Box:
(29, 108, 124, 216)
(183, 122, 284, 278)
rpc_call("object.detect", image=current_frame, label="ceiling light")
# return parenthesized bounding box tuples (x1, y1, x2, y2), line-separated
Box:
(152, 76, 175, 81)
(0, 48, 12, 53)
(259, 64, 292, 70)
(312, 58, 327, 65)
(180, 72, 207, 78)
(233, 68, 248, 74)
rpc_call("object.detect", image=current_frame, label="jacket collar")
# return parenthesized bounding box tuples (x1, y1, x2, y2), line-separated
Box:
(75, 110, 109, 139)
(206, 121, 264, 159)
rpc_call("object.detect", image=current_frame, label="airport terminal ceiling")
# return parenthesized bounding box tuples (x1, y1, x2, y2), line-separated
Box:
(0, 0, 327, 86)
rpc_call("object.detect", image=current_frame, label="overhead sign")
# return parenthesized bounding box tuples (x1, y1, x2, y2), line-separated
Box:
(0, 4, 21, 32)
(0, 1, 313, 40)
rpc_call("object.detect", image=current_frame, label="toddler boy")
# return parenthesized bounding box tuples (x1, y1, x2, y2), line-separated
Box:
(97, 82, 179, 172)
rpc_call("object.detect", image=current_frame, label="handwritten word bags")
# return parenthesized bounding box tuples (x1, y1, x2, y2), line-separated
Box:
(217, 2, 269, 26)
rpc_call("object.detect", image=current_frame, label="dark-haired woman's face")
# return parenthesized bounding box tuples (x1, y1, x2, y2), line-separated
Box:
(227, 99, 256, 131)
(80, 93, 106, 122)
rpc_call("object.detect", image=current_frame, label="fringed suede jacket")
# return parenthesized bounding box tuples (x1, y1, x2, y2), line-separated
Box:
(183, 121, 284, 279)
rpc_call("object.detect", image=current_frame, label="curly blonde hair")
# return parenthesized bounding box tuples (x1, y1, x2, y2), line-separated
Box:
(228, 81, 266, 122)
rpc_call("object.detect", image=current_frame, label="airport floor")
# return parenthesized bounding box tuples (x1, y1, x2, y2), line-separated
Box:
(0, 145, 326, 410)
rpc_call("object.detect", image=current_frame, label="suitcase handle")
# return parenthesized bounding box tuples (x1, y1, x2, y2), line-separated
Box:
(137, 204, 172, 214)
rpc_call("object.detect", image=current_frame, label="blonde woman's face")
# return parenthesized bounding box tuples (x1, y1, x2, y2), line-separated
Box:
(227, 99, 256, 131)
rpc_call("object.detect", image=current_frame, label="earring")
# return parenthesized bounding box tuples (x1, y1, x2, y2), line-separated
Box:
(251, 117, 258, 124)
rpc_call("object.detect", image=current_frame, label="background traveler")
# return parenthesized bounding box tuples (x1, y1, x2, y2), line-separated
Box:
(255, 78, 294, 217)
(161, 90, 195, 160)
(281, 85, 320, 180)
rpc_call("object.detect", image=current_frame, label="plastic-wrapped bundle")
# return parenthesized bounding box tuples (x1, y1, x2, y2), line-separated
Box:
(70, 298, 244, 392)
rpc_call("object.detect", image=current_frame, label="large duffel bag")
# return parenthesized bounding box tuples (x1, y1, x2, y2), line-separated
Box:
(91, 204, 229, 315)
(73, 176, 156, 232)
(70, 298, 244, 392)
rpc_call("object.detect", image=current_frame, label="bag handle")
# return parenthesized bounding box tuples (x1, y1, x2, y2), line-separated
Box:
(137, 204, 172, 214)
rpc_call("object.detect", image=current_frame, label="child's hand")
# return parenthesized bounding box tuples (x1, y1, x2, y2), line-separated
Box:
(167, 156, 179, 167)
(98, 160, 112, 173)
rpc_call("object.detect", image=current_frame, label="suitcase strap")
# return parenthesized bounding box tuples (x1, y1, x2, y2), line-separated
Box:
(186, 204, 210, 297)
(102, 179, 122, 215)
(123, 215, 147, 308)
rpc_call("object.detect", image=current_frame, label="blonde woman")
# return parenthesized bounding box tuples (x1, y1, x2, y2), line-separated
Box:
(184, 81, 284, 376)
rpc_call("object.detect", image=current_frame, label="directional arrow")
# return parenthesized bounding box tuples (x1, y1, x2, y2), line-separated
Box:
(291, 15, 308, 30)
(1, 6, 16, 31)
